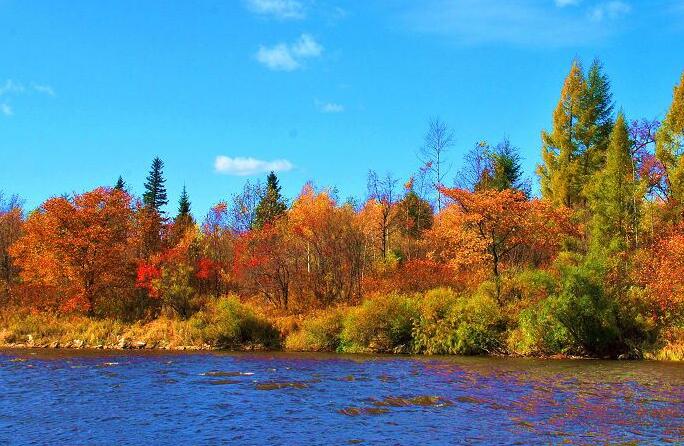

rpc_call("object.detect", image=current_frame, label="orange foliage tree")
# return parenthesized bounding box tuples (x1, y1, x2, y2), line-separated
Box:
(431, 187, 572, 301)
(10, 188, 136, 314)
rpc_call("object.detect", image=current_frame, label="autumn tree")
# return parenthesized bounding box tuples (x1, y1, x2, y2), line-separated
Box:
(289, 184, 365, 306)
(395, 180, 433, 261)
(0, 193, 23, 301)
(229, 179, 265, 233)
(366, 170, 399, 259)
(656, 71, 684, 215)
(419, 118, 454, 211)
(253, 171, 287, 229)
(435, 187, 571, 302)
(10, 188, 136, 314)
(199, 203, 235, 298)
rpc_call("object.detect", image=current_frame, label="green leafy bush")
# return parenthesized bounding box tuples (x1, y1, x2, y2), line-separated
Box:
(284, 308, 344, 352)
(189, 295, 280, 348)
(340, 294, 418, 353)
(413, 288, 505, 355)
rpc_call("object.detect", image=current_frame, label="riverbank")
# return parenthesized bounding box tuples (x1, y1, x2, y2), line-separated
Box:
(2, 296, 682, 361)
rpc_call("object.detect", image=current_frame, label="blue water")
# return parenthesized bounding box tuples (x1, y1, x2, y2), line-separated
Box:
(0, 349, 682, 445)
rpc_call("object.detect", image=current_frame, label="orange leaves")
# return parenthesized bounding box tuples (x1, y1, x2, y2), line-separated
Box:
(10, 187, 135, 313)
(428, 187, 574, 288)
(634, 224, 684, 320)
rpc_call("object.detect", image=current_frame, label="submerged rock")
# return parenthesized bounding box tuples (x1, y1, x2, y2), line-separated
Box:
(256, 382, 309, 391)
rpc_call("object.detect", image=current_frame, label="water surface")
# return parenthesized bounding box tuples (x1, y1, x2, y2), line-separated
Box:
(1, 349, 682, 445)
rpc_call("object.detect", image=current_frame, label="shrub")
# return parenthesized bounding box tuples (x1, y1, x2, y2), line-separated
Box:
(340, 294, 418, 353)
(284, 308, 344, 352)
(413, 289, 505, 355)
(189, 295, 280, 348)
(508, 298, 573, 356)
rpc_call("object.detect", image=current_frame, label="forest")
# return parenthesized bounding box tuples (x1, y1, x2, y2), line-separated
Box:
(1, 59, 683, 360)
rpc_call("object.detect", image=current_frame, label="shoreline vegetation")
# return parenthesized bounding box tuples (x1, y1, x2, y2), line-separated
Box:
(1, 60, 684, 362)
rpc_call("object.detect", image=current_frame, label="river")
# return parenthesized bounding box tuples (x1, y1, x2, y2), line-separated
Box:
(0, 349, 682, 445)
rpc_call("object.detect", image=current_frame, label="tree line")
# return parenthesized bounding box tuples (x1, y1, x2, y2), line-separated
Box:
(1, 59, 683, 357)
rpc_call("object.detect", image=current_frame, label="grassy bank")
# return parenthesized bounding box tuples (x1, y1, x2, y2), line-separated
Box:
(0, 296, 279, 351)
(2, 289, 682, 361)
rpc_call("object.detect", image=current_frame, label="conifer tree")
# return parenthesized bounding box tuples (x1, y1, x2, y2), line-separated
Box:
(114, 176, 126, 191)
(143, 157, 168, 213)
(177, 185, 191, 218)
(538, 61, 586, 207)
(253, 171, 287, 229)
(656, 71, 684, 208)
(538, 59, 614, 208)
(588, 113, 638, 251)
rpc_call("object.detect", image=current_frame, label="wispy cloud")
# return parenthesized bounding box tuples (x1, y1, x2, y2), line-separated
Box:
(245, 0, 305, 20)
(589, 1, 631, 21)
(31, 83, 55, 96)
(555, 0, 581, 7)
(215, 156, 294, 176)
(1, 103, 12, 117)
(315, 100, 344, 113)
(399, 0, 633, 47)
(0, 80, 25, 96)
(256, 34, 323, 71)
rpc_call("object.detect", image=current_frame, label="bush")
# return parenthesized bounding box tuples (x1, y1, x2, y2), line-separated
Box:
(340, 294, 418, 353)
(189, 295, 280, 348)
(508, 298, 573, 356)
(284, 308, 344, 352)
(413, 288, 505, 355)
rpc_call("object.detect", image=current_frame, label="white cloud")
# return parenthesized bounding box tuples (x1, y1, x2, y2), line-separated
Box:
(0, 80, 25, 96)
(1, 103, 12, 117)
(256, 44, 301, 71)
(555, 0, 580, 6)
(255, 34, 323, 71)
(245, 0, 305, 20)
(315, 100, 344, 113)
(214, 156, 294, 176)
(292, 33, 322, 58)
(589, 1, 631, 21)
(31, 83, 55, 96)
(399, 0, 632, 47)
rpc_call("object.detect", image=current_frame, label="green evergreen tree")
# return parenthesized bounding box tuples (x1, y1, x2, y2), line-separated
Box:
(588, 113, 638, 252)
(114, 176, 126, 191)
(253, 171, 287, 229)
(143, 157, 168, 213)
(177, 185, 191, 218)
(581, 58, 615, 172)
(489, 139, 528, 194)
(656, 71, 684, 209)
(396, 189, 433, 239)
(538, 59, 614, 208)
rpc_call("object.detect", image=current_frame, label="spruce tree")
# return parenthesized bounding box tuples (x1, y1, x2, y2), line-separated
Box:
(589, 113, 637, 252)
(253, 171, 287, 229)
(114, 176, 126, 191)
(177, 185, 191, 218)
(581, 59, 614, 171)
(143, 157, 168, 213)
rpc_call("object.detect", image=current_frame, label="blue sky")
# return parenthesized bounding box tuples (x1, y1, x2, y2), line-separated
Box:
(1, 0, 683, 217)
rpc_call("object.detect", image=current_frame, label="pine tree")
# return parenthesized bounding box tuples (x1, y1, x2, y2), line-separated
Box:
(143, 157, 168, 213)
(489, 139, 528, 195)
(114, 176, 126, 191)
(253, 171, 287, 229)
(588, 113, 638, 252)
(177, 185, 191, 218)
(656, 71, 684, 208)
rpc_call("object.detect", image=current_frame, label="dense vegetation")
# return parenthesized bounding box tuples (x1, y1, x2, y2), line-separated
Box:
(1, 60, 683, 360)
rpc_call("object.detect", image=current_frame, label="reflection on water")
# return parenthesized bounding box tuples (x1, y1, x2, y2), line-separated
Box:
(0, 349, 682, 445)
